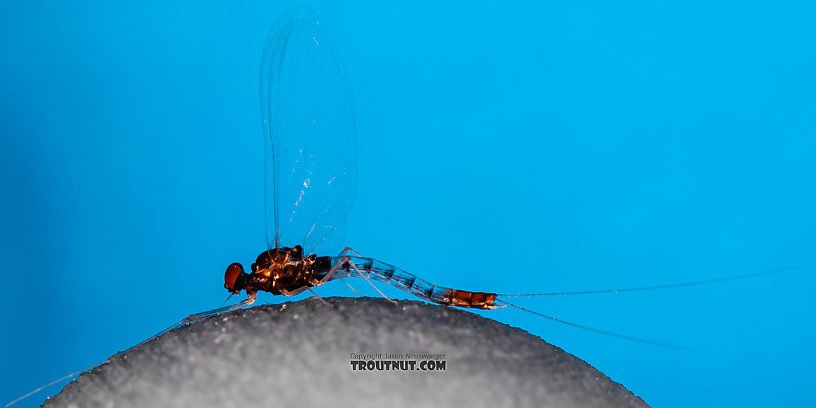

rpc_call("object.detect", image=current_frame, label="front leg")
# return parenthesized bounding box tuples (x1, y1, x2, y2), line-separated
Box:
(110, 293, 257, 360)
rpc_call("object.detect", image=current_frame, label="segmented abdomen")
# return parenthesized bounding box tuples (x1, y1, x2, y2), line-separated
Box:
(328, 256, 500, 309)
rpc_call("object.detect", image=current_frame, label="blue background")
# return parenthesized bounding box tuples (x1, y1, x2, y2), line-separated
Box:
(2, 1, 815, 407)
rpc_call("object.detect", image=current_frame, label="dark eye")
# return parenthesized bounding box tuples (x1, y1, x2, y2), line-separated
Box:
(224, 263, 244, 291)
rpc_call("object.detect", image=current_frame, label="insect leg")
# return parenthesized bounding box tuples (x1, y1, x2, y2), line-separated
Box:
(340, 278, 363, 297)
(305, 287, 333, 307)
(310, 261, 340, 286)
(4, 366, 99, 408)
(109, 294, 257, 361)
(321, 249, 359, 285)
(4, 294, 257, 407)
(183, 294, 257, 322)
(346, 258, 399, 305)
(279, 287, 310, 296)
(338, 246, 365, 257)
(278, 286, 333, 307)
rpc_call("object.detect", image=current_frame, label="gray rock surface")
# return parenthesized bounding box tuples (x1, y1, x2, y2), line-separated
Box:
(42, 297, 649, 408)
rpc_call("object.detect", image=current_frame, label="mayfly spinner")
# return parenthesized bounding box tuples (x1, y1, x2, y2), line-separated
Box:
(195, 7, 813, 355)
(215, 7, 809, 339)
(6, 7, 812, 408)
(219, 6, 505, 316)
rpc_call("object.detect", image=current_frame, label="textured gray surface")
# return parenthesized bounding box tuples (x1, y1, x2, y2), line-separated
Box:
(42, 297, 649, 408)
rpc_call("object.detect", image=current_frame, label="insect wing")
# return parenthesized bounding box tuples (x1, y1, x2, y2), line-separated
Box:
(260, 8, 357, 254)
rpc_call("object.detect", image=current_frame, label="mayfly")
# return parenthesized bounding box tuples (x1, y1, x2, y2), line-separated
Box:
(6, 7, 812, 408)
(215, 7, 812, 346)
(217, 6, 507, 318)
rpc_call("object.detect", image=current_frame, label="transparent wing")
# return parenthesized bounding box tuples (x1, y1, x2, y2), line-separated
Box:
(260, 8, 357, 255)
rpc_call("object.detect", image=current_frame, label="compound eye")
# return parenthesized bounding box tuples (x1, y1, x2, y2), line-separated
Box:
(224, 263, 244, 291)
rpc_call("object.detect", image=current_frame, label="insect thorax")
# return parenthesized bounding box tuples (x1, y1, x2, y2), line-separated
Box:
(248, 245, 330, 295)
